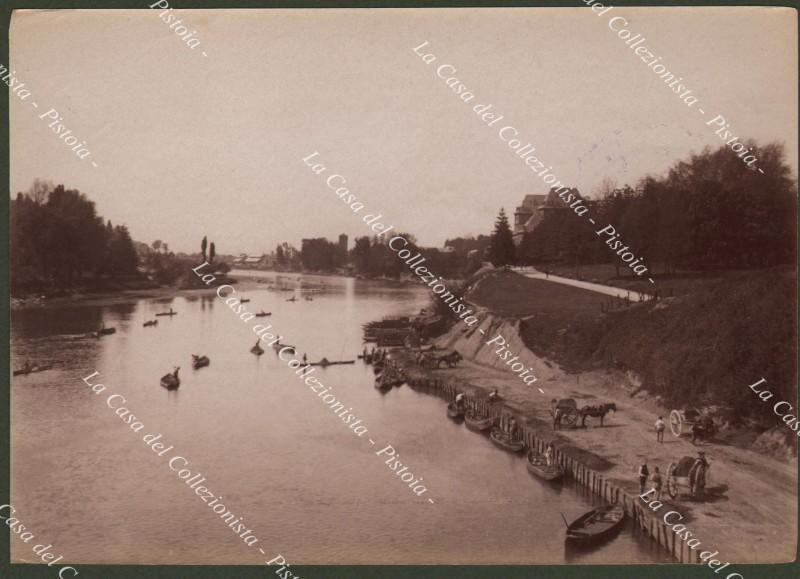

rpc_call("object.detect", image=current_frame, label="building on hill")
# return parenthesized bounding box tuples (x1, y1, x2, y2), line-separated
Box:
(512, 188, 585, 244)
(513, 194, 548, 244)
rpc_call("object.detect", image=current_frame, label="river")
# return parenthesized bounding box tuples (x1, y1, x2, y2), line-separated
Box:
(11, 271, 670, 564)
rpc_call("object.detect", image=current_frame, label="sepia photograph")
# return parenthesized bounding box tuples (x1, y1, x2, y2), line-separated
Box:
(5, 3, 799, 576)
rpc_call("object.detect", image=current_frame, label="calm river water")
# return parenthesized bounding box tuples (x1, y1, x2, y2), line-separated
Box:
(11, 271, 669, 564)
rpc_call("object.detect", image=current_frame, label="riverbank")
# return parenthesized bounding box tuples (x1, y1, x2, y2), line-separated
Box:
(390, 290, 797, 563)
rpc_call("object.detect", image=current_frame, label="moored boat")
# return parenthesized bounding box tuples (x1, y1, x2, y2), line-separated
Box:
(447, 402, 465, 420)
(155, 308, 177, 317)
(143, 320, 158, 327)
(13, 363, 53, 376)
(526, 451, 565, 482)
(160, 367, 180, 389)
(565, 504, 625, 544)
(489, 427, 525, 453)
(192, 354, 210, 369)
(464, 410, 495, 432)
(255, 311, 271, 317)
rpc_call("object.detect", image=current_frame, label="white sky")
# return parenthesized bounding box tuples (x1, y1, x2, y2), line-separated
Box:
(10, 7, 798, 253)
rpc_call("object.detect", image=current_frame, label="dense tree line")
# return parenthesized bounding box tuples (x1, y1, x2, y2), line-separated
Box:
(11, 181, 139, 292)
(516, 142, 797, 275)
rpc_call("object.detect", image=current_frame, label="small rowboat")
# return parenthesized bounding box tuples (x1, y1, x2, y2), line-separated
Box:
(447, 402, 465, 420)
(464, 410, 495, 432)
(310, 359, 356, 367)
(13, 363, 53, 376)
(565, 504, 625, 544)
(143, 320, 158, 327)
(160, 368, 180, 389)
(286, 297, 298, 302)
(191, 355, 210, 369)
(156, 308, 177, 317)
(526, 451, 565, 482)
(96, 326, 116, 336)
(255, 311, 271, 317)
(489, 427, 525, 453)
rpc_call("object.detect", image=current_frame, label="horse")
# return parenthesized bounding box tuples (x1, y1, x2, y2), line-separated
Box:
(579, 402, 617, 427)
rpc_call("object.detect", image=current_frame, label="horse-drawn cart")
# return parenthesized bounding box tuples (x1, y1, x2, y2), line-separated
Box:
(669, 408, 717, 439)
(551, 398, 579, 428)
(666, 455, 711, 498)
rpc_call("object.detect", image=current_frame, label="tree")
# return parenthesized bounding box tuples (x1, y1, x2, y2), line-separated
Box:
(152, 240, 162, 254)
(201, 236, 207, 261)
(276, 244, 286, 266)
(487, 208, 516, 266)
(209, 242, 216, 264)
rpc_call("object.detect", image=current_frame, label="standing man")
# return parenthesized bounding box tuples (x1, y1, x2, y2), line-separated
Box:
(655, 416, 666, 443)
(638, 459, 650, 494)
(651, 466, 664, 500)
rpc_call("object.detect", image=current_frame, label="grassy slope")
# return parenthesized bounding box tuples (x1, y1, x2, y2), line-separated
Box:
(467, 268, 797, 424)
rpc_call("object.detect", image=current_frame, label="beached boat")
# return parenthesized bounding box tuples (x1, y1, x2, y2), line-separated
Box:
(526, 451, 565, 482)
(489, 427, 525, 453)
(160, 368, 180, 389)
(155, 308, 177, 317)
(13, 363, 53, 377)
(143, 320, 158, 327)
(464, 410, 495, 432)
(254, 311, 271, 317)
(447, 402, 465, 420)
(565, 505, 625, 544)
(192, 355, 210, 369)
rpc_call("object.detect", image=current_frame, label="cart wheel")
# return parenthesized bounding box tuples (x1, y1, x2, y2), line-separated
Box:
(562, 407, 579, 427)
(669, 410, 683, 437)
(666, 461, 678, 498)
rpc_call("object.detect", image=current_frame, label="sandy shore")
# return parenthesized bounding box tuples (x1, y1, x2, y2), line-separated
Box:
(396, 327, 798, 564)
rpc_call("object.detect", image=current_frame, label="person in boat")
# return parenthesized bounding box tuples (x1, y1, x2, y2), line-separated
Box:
(507, 416, 519, 441)
(638, 459, 650, 494)
(544, 442, 554, 466)
(454, 392, 466, 409)
(488, 388, 499, 402)
(302, 353, 308, 364)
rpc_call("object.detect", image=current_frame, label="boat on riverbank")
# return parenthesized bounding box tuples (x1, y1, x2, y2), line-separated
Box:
(13, 363, 53, 376)
(526, 451, 565, 482)
(447, 402, 465, 420)
(464, 410, 495, 432)
(565, 504, 625, 545)
(489, 427, 525, 453)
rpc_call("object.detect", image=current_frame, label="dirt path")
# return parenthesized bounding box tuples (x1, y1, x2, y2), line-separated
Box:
(512, 266, 650, 301)
(406, 350, 797, 564)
